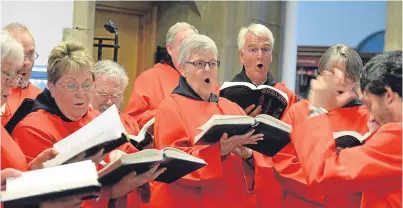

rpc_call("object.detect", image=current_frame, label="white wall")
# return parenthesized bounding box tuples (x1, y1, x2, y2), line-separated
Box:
(1, 1, 75, 67)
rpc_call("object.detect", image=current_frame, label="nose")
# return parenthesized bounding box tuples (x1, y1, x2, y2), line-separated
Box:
(256, 50, 263, 59)
(105, 97, 113, 105)
(204, 63, 212, 72)
(75, 87, 85, 98)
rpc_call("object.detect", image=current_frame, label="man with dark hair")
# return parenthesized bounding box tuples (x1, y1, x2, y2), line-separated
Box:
(290, 51, 402, 207)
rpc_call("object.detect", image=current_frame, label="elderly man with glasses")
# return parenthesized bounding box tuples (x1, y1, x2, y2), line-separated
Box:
(227, 23, 299, 208)
(91, 60, 140, 137)
(2, 23, 42, 125)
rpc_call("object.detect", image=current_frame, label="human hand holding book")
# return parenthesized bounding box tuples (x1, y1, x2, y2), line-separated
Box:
(245, 104, 262, 117)
(110, 164, 166, 199)
(219, 129, 263, 157)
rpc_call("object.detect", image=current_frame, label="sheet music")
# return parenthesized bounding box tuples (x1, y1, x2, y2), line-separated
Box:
(53, 105, 126, 154)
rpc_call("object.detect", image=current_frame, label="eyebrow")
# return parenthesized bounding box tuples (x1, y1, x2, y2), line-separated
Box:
(65, 77, 93, 82)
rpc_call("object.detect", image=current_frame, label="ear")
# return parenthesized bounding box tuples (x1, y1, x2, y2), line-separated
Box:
(178, 63, 186, 77)
(384, 86, 397, 105)
(166, 43, 173, 57)
(47, 82, 55, 98)
(239, 50, 245, 64)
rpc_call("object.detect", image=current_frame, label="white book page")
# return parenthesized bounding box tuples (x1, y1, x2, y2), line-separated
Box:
(53, 105, 126, 154)
(197, 115, 250, 131)
(332, 131, 367, 143)
(4, 161, 99, 195)
(220, 82, 257, 90)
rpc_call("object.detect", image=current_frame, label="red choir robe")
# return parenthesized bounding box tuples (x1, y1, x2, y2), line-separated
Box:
(273, 100, 370, 208)
(1, 125, 28, 171)
(126, 56, 220, 129)
(9, 89, 140, 208)
(150, 76, 270, 208)
(290, 110, 402, 208)
(125, 56, 182, 128)
(231, 68, 299, 208)
(1, 83, 41, 125)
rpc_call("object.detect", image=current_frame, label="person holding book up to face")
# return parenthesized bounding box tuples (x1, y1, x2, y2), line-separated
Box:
(92, 60, 140, 137)
(272, 44, 371, 208)
(291, 51, 402, 208)
(0, 31, 95, 208)
(150, 34, 270, 208)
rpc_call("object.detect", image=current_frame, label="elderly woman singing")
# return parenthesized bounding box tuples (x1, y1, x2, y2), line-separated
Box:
(150, 34, 267, 208)
(10, 41, 164, 207)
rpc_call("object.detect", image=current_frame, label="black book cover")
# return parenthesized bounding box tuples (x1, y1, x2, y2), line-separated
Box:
(334, 135, 363, 148)
(98, 156, 206, 185)
(195, 122, 290, 157)
(83, 133, 129, 159)
(3, 185, 100, 208)
(220, 85, 288, 119)
(195, 124, 253, 144)
(244, 122, 291, 157)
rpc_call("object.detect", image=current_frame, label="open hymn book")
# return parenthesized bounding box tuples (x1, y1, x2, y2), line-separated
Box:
(220, 82, 289, 119)
(98, 147, 207, 184)
(333, 131, 371, 148)
(1, 160, 101, 207)
(194, 114, 291, 157)
(43, 105, 152, 168)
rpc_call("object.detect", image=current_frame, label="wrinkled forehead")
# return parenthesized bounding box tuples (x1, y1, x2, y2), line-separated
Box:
(244, 32, 271, 47)
(95, 75, 123, 89)
(10, 31, 35, 52)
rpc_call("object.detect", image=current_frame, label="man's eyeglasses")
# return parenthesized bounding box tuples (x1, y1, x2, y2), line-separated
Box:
(247, 48, 272, 55)
(185, 60, 220, 70)
(56, 82, 95, 92)
(95, 90, 124, 101)
(25, 51, 39, 61)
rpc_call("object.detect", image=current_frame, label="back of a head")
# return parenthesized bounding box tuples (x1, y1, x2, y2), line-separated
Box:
(47, 41, 94, 83)
(178, 34, 218, 64)
(360, 51, 402, 97)
(94, 60, 129, 89)
(319, 44, 363, 82)
(0, 30, 24, 63)
(237, 23, 275, 51)
(166, 22, 198, 44)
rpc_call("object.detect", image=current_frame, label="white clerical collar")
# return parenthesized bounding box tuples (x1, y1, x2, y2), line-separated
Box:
(252, 77, 268, 86)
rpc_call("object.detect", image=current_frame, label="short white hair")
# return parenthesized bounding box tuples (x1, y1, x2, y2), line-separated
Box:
(3, 22, 34, 41)
(166, 22, 198, 44)
(94, 60, 129, 89)
(1, 30, 24, 63)
(237, 23, 275, 51)
(178, 34, 218, 64)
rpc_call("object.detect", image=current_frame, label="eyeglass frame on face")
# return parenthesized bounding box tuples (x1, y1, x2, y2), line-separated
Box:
(24, 51, 39, 61)
(246, 47, 272, 55)
(185, 60, 220, 70)
(55, 81, 96, 92)
(95, 89, 124, 102)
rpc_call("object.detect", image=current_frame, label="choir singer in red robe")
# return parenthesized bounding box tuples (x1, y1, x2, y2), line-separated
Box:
(291, 51, 402, 208)
(151, 34, 268, 208)
(10, 41, 165, 207)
